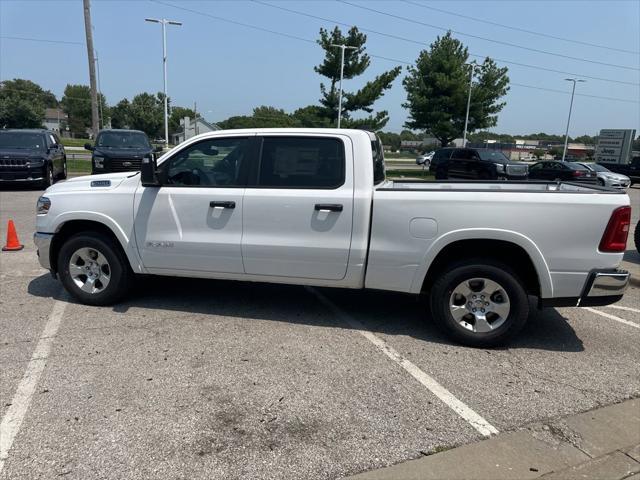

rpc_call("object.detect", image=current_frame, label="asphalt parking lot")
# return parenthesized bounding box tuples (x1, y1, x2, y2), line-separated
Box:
(1, 183, 639, 480)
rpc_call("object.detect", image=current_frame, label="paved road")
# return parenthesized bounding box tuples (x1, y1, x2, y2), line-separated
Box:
(0, 184, 638, 479)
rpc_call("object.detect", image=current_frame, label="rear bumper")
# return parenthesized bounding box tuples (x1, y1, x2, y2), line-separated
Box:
(34, 232, 54, 271)
(540, 268, 629, 308)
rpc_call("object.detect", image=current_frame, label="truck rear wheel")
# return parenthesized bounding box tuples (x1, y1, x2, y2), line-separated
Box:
(58, 232, 132, 306)
(429, 259, 529, 347)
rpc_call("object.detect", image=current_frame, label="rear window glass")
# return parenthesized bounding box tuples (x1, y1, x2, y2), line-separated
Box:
(566, 162, 588, 170)
(433, 149, 452, 160)
(371, 138, 385, 185)
(258, 136, 345, 189)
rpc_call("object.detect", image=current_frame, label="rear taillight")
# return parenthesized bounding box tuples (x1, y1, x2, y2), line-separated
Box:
(599, 206, 631, 252)
(573, 170, 584, 177)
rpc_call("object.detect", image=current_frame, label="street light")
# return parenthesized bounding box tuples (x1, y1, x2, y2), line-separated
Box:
(561, 78, 586, 161)
(330, 43, 358, 128)
(145, 17, 182, 145)
(462, 61, 477, 147)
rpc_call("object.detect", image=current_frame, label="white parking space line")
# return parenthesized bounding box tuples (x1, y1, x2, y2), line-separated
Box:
(0, 298, 67, 475)
(604, 305, 640, 314)
(308, 288, 499, 437)
(583, 307, 640, 329)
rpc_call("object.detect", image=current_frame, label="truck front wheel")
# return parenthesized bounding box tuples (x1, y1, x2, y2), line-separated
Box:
(429, 259, 529, 347)
(57, 232, 132, 306)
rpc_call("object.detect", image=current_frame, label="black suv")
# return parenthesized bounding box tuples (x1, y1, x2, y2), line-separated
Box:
(0, 129, 67, 188)
(430, 147, 529, 180)
(85, 129, 160, 174)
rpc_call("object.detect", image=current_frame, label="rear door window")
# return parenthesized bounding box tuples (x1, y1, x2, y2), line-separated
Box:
(257, 136, 345, 189)
(371, 137, 385, 185)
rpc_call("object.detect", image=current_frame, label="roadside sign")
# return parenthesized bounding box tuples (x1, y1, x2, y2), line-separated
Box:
(595, 129, 636, 164)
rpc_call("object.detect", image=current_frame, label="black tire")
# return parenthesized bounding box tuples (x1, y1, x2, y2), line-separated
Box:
(429, 259, 529, 347)
(435, 167, 448, 180)
(597, 178, 605, 187)
(59, 157, 67, 180)
(41, 164, 53, 189)
(57, 231, 133, 306)
(635, 221, 640, 254)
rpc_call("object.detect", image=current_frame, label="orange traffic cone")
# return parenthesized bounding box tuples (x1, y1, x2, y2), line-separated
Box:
(2, 220, 24, 251)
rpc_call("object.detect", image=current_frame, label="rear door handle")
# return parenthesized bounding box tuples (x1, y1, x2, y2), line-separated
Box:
(314, 203, 343, 212)
(209, 201, 236, 209)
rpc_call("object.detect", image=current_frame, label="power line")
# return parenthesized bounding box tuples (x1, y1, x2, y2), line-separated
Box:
(0, 35, 83, 46)
(143, 2, 640, 104)
(339, 0, 640, 71)
(402, 0, 640, 55)
(510, 82, 639, 103)
(251, 0, 639, 87)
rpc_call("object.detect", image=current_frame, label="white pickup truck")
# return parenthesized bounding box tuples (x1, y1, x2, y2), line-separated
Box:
(34, 129, 631, 346)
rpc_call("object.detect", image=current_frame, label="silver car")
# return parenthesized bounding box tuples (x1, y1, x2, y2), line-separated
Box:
(578, 162, 630, 189)
(416, 151, 434, 167)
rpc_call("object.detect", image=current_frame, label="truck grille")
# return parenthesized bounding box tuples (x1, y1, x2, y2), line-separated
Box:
(506, 164, 528, 176)
(110, 159, 142, 172)
(0, 158, 27, 167)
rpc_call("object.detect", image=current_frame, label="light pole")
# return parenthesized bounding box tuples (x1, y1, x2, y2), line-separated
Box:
(145, 17, 182, 145)
(330, 43, 358, 128)
(561, 78, 585, 161)
(462, 62, 476, 147)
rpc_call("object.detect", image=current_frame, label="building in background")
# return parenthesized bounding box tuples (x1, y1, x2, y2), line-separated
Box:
(43, 108, 67, 133)
(171, 116, 220, 145)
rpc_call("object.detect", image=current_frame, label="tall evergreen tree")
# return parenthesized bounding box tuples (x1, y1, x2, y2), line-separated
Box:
(403, 32, 509, 146)
(315, 26, 401, 130)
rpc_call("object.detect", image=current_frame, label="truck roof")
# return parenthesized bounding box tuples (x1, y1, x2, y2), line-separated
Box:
(202, 128, 377, 140)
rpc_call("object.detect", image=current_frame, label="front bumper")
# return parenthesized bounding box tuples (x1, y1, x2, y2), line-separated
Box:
(541, 268, 630, 308)
(34, 232, 54, 270)
(0, 167, 45, 182)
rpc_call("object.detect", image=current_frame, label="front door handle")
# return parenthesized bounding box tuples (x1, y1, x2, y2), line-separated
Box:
(314, 203, 343, 212)
(210, 201, 236, 209)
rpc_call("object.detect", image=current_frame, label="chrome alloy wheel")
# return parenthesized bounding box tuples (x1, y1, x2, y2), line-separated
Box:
(449, 278, 510, 333)
(68, 247, 111, 294)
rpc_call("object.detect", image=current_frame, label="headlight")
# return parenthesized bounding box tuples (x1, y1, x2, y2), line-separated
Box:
(93, 156, 105, 169)
(26, 158, 45, 167)
(36, 196, 51, 215)
(495, 164, 506, 173)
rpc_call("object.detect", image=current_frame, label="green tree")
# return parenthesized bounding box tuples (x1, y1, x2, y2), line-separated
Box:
(110, 99, 131, 129)
(376, 131, 401, 151)
(0, 79, 57, 128)
(218, 106, 302, 129)
(291, 105, 332, 128)
(403, 32, 509, 146)
(128, 92, 164, 138)
(61, 84, 107, 137)
(315, 26, 401, 130)
(573, 134, 597, 145)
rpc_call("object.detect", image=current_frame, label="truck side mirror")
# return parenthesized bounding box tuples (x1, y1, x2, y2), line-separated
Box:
(141, 155, 160, 187)
(84, 143, 94, 151)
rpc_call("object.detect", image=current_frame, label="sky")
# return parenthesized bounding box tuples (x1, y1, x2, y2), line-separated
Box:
(1, 0, 639, 136)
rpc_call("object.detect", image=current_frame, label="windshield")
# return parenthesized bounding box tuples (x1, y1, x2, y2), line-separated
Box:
(581, 163, 609, 172)
(477, 150, 509, 162)
(96, 131, 150, 149)
(0, 132, 46, 150)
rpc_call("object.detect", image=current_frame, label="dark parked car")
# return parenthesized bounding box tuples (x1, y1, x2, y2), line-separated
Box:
(528, 161, 597, 183)
(85, 129, 161, 174)
(430, 147, 528, 180)
(0, 129, 66, 188)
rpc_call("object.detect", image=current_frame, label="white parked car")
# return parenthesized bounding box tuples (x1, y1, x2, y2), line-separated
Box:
(34, 129, 631, 347)
(416, 151, 434, 167)
(577, 162, 631, 189)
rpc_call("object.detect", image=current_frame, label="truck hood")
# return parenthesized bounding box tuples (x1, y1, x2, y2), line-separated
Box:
(93, 147, 151, 158)
(0, 149, 45, 159)
(45, 171, 138, 193)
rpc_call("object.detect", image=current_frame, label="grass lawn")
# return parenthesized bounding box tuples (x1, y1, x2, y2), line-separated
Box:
(61, 137, 91, 148)
(384, 151, 416, 160)
(67, 158, 91, 175)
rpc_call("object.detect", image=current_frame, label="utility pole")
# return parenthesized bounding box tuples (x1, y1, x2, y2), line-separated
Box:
(561, 78, 585, 161)
(145, 17, 182, 145)
(94, 48, 103, 129)
(330, 43, 358, 128)
(83, 0, 99, 138)
(462, 62, 476, 147)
